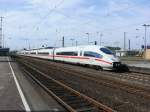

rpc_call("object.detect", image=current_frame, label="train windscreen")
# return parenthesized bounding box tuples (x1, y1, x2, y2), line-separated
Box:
(100, 48, 113, 55)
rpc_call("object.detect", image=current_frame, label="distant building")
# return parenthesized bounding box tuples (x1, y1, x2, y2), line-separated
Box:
(115, 50, 126, 57)
(0, 48, 9, 56)
(145, 48, 150, 60)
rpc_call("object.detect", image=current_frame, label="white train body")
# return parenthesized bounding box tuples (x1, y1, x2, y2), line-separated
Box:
(18, 45, 121, 70)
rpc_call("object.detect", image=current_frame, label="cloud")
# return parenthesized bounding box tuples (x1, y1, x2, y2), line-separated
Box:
(1, 0, 150, 50)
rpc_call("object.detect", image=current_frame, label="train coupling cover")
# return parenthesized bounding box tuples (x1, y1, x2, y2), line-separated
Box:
(113, 62, 129, 72)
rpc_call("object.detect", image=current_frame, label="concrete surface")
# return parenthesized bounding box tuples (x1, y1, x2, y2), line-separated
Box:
(0, 56, 66, 111)
(10, 57, 66, 112)
(129, 62, 150, 69)
(0, 56, 25, 111)
(121, 57, 150, 68)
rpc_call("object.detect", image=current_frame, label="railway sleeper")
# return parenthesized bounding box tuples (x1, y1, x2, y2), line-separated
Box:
(47, 84, 63, 87)
(66, 99, 90, 105)
(19, 59, 115, 112)
(50, 87, 65, 91)
(71, 103, 94, 110)
(50, 89, 66, 93)
(76, 107, 98, 112)
(45, 86, 64, 90)
(59, 97, 83, 102)
(52, 88, 65, 91)
(57, 93, 78, 98)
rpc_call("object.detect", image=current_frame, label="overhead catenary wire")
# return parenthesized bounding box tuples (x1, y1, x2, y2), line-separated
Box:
(31, 0, 64, 32)
(12, 1, 150, 48)
(20, 0, 150, 37)
(51, 9, 150, 36)
(18, 0, 65, 48)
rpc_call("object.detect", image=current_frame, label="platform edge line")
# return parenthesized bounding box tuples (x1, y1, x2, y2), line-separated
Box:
(8, 57, 31, 112)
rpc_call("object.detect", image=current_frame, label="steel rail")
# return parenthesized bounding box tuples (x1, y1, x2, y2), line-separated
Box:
(17, 58, 115, 112)
(18, 56, 150, 99)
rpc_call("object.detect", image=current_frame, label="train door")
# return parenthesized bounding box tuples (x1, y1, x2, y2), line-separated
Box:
(79, 50, 84, 64)
(83, 51, 97, 65)
(52, 48, 55, 60)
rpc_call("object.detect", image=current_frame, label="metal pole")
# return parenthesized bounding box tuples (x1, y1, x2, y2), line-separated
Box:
(0, 17, 4, 48)
(86, 33, 89, 45)
(128, 39, 130, 51)
(100, 33, 103, 46)
(62, 36, 64, 47)
(143, 24, 150, 50)
(88, 34, 89, 45)
(143, 24, 150, 59)
(94, 41, 97, 45)
(28, 40, 30, 50)
(144, 25, 147, 51)
(97, 32, 99, 45)
(70, 38, 74, 46)
(124, 32, 126, 51)
(75, 40, 78, 46)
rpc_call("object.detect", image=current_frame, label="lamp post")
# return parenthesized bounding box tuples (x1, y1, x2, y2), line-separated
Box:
(124, 32, 127, 51)
(97, 32, 103, 46)
(100, 33, 103, 46)
(135, 28, 140, 50)
(22, 38, 30, 50)
(75, 40, 78, 46)
(142, 24, 150, 60)
(143, 24, 150, 51)
(85, 33, 90, 45)
(70, 38, 75, 46)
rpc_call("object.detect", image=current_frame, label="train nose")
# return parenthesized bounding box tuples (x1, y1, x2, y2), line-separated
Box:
(111, 57, 120, 62)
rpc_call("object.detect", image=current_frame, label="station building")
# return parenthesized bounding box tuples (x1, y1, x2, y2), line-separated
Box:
(145, 49, 150, 60)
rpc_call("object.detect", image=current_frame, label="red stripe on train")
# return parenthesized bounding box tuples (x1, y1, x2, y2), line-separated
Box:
(95, 59, 112, 64)
(48, 55, 112, 65)
(48, 55, 89, 59)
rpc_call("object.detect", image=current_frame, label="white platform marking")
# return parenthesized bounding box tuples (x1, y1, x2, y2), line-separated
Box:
(8, 57, 31, 112)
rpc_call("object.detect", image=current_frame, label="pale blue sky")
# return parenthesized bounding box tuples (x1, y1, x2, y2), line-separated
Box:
(0, 0, 150, 50)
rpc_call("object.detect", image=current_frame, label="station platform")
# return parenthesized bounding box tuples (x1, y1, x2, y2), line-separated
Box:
(0, 56, 65, 111)
(0, 56, 25, 111)
(128, 62, 150, 69)
(122, 58, 150, 69)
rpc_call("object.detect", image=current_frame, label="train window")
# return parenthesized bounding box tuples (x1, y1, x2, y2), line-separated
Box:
(100, 48, 113, 55)
(56, 52, 61, 55)
(84, 51, 103, 58)
(56, 51, 78, 56)
(38, 52, 49, 55)
(30, 52, 36, 54)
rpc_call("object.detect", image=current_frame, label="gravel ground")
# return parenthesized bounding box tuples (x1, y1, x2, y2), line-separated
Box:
(16, 56, 150, 112)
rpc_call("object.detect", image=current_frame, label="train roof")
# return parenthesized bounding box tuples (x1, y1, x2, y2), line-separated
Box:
(20, 45, 105, 52)
(54, 45, 105, 52)
(56, 45, 104, 49)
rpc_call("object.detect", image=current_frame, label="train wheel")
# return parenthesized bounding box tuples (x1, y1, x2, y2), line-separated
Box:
(94, 66, 103, 71)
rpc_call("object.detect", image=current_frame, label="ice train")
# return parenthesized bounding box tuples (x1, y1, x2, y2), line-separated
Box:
(18, 45, 124, 70)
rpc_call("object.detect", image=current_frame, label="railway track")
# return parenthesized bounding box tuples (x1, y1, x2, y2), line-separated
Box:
(109, 66, 150, 85)
(21, 56, 150, 85)
(13, 56, 150, 111)
(21, 56, 150, 93)
(16, 56, 150, 98)
(129, 66, 150, 75)
(101, 71, 150, 86)
(16, 57, 115, 112)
